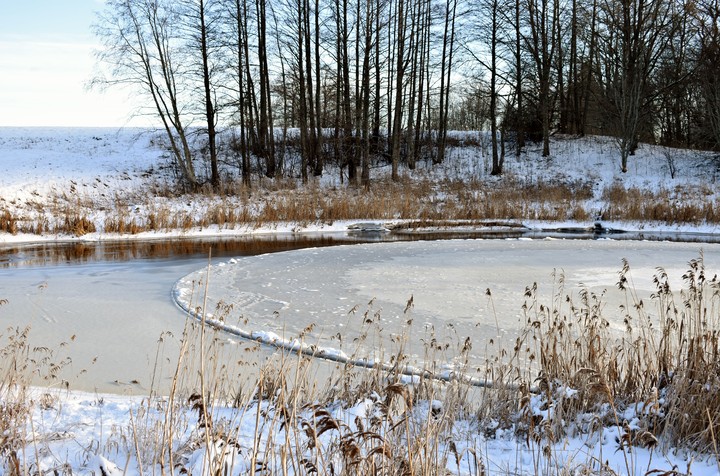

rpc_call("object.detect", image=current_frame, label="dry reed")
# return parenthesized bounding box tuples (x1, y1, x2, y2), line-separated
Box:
(3, 162, 720, 238)
(4, 256, 720, 474)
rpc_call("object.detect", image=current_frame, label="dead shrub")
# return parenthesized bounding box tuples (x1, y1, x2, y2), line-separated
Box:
(62, 213, 96, 236)
(0, 209, 17, 234)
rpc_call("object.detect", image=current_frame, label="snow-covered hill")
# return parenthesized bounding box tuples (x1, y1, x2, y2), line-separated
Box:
(1, 127, 719, 243)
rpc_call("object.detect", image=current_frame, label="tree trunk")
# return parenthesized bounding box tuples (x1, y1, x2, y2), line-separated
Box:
(490, 0, 501, 175)
(313, 0, 324, 176)
(257, 0, 276, 178)
(371, 0, 382, 153)
(235, 0, 251, 187)
(390, 0, 405, 181)
(297, 0, 309, 183)
(198, 0, 219, 190)
(360, 0, 374, 189)
(515, 0, 525, 154)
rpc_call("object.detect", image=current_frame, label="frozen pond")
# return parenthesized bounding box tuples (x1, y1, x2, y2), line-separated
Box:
(0, 255, 213, 393)
(174, 238, 720, 385)
(2, 237, 719, 393)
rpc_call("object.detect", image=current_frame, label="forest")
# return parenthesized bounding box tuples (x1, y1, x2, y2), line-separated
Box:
(93, 0, 720, 190)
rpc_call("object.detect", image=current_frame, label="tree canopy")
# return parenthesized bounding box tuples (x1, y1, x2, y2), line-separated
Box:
(94, 0, 720, 188)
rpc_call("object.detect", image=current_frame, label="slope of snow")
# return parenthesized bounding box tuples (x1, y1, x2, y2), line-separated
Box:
(0, 127, 158, 205)
(1, 127, 719, 244)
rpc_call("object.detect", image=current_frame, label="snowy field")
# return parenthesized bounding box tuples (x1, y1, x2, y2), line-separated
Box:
(2, 127, 720, 474)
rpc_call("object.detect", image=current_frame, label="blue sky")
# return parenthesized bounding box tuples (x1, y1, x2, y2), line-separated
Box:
(0, 1, 142, 127)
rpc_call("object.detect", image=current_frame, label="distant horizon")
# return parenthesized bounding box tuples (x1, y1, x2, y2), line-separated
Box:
(0, 124, 158, 129)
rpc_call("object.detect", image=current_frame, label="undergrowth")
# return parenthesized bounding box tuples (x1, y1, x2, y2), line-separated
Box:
(5, 175, 718, 237)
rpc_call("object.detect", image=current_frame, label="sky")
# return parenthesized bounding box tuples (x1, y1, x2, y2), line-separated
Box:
(0, 0, 146, 127)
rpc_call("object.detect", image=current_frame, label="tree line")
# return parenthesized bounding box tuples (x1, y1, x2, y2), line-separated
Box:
(93, 0, 720, 190)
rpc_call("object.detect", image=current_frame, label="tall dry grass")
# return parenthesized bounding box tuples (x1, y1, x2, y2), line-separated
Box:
(601, 183, 719, 224)
(473, 254, 720, 463)
(0, 320, 75, 475)
(4, 256, 720, 475)
(3, 167, 720, 238)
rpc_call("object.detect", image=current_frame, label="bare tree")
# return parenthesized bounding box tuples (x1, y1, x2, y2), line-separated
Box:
(464, 0, 505, 172)
(578, 0, 599, 136)
(228, 0, 253, 186)
(184, 0, 220, 190)
(513, 0, 525, 154)
(525, 0, 561, 157)
(94, 0, 199, 189)
(371, 0, 385, 155)
(405, 0, 421, 170)
(389, 0, 406, 181)
(489, 0, 501, 175)
(410, 0, 431, 167)
(436, 0, 458, 165)
(257, 0, 277, 178)
(596, 0, 676, 172)
(335, 0, 355, 183)
(312, 0, 324, 176)
(654, 3, 696, 148)
(359, 0, 378, 188)
(696, 0, 720, 149)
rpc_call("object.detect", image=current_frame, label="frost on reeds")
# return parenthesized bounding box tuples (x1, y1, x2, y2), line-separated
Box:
(4, 257, 720, 475)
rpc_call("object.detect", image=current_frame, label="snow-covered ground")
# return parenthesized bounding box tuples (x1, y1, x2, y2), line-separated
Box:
(1, 127, 720, 244)
(19, 384, 720, 476)
(2, 127, 720, 475)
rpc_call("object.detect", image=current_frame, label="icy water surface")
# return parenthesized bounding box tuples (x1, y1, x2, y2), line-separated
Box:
(2, 236, 720, 393)
(174, 238, 720, 385)
(0, 234, 374, 394)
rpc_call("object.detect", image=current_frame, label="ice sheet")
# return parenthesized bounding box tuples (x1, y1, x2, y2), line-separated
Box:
(175, 238, 720, 379)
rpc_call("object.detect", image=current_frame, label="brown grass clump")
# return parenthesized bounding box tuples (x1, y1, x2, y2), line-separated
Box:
(61, 213, 96, 236)
(475, 255, 720, 458)
(0, 321, 75, 474)
(601, 183, 720, 224)
(104, 215, 143, 235)
(649, 257, 720, 452)
(0, 209, 17, 235)
(0, 326, 31, 473)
